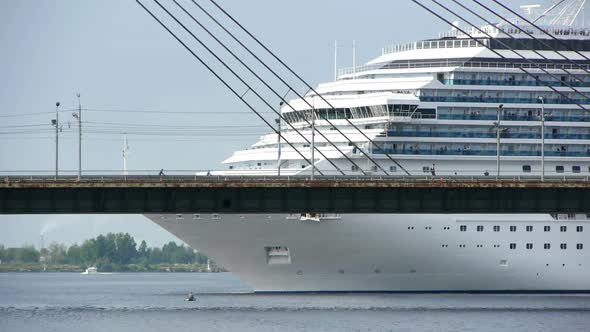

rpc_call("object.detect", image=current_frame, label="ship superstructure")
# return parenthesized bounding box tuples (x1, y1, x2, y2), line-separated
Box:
(146, 2, 590, 292)
(222, 21, 590, 178)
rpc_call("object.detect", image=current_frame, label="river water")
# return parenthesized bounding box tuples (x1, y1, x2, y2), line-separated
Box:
(1, 272, 589, 331)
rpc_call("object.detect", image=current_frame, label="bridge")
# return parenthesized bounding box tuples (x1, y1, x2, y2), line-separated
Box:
(1, 176, 590, 214)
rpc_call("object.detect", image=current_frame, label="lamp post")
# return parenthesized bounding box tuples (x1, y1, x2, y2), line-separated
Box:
(276, 101, 284, 177)
(496, 104, 504, 180)
(311, 103, 316, 180)
(275, 117, 281, 177)
(539, 96, 545, 181)
(52, 102, 60, 180)
(72, 93, 82, 181)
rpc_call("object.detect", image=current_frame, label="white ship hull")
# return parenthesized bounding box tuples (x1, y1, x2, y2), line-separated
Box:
(145, 213, 590, 292)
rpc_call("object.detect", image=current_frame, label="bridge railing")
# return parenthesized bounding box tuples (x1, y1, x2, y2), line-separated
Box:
(2, 171, 590, 184)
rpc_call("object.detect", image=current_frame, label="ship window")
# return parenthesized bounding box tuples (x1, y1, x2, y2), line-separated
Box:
(561, 243, 567, 249)
(510, 226, 517, 232)
(573, 166, 581, 173)
(526, 243, 533, 249)
(371, 166, 378, 172)
(544, 243, 551, 249)
(561, 226, 567, 232)
(477, 225, 484, 232)
(390, 166, 398, 172)
(352, 165, 359, 172)
(257, 163, 262, 167)
(460, 225, 467, 232)
(229, 166, 234, 170)
(493, 225, 500, 232)
(522, 165, 532, 173)
(510, 243, 517, 249)
(577, 226, 584, 232)
(544, 226, 551, 232)
(556, 165, 565, 173)
(577, 243, 584, 250)
(423, 166, 431, 173)
(526, 226, 533, 232)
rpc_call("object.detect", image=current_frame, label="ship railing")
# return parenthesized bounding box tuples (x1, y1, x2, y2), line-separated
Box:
(338, 59, 590, 79)
(337, 59, 465, 78)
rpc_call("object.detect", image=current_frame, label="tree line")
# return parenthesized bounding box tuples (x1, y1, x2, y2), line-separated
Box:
(0, 233, 209, 268)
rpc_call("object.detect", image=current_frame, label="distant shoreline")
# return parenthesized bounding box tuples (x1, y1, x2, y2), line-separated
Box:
(0, 263, 224, 273)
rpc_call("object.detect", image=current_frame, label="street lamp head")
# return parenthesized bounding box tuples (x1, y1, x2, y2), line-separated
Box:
(498, 104, 504, 109)
(72, 113, 79, 119)
(76, 93, 81, 98)
(56, 102, 60, 107)
(275, 118, 280, 125)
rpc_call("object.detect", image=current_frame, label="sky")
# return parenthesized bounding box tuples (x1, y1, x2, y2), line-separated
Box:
(0, 0, 570, 247)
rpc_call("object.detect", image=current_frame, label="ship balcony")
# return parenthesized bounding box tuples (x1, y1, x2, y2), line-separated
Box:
(438, 114, 590, 122)
(420, 96, 590, 105)
(441, 79, 590, 88)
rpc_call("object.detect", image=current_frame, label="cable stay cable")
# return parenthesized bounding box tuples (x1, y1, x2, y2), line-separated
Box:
(135, 0, 326, 175)
(143, 0, 345, 176)
(412, 0, 590, 114)
(533, 0, 568, 24)
(202, 0, 410, 175)
(187, 0, 390, 176)
(150, 0, 350, 176)
(169, 0, 370, 176)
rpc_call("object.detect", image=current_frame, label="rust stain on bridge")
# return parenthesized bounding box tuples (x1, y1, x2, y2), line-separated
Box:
(2, 178, 590, 189)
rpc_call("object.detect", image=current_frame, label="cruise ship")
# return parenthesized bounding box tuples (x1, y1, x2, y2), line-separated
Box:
(146, 2, 589, 292)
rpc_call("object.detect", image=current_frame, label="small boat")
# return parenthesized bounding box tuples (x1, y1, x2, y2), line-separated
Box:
(81, 267, 98, 275)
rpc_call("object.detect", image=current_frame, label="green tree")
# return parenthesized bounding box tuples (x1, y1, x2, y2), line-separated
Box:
(67, 244, 83, 265)
(114, 233, 137, 264)
(15, 246, 40, 263)
(80, 239, 98, 264)
(138, 240, 148, 262)
(48, 243, 67, 264)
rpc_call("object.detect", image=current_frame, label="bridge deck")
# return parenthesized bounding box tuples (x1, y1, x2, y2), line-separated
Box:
(1, 176, 590, 214)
